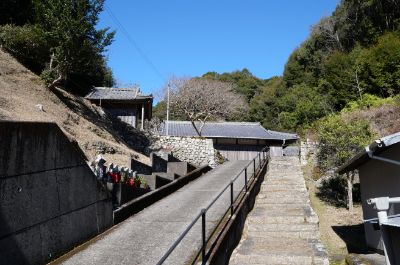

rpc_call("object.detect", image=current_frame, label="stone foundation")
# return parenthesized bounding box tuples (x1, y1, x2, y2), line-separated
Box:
(150, 135, 220, 168)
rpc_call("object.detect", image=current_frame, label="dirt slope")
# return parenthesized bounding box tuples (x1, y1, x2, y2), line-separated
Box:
(0, 48, 150, 166)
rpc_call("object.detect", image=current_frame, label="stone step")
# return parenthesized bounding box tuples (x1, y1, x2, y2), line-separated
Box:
(246, 223, 319, 232)
(268, 165, 301, 172)
(230, 237, 314, 264)
(262, 179, 306, 186)
(250, 204, 316, 217)
(246, 230, 320, 239)
(231, 253, 313, 264)
(258, 190, 309, 199)
(260, 184, 306, 192)
(247, 215, 316, 224)
(268, 160, 300, 164)
(256, 196, 310, 204)
(270, 156, 300, 162)
(267, 171, 303, 176)
(230, 237, 328, 265)
(266, 175, 304, 180)
(308, 238, 330, 265)
(269, 160, 301, 166)
(229, 156, 329, 265)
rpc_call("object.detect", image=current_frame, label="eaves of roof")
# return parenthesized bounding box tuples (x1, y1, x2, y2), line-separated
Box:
(84, 87, 153, 101)
(336, 132, 400, 174)
(159, 121, 299, 140)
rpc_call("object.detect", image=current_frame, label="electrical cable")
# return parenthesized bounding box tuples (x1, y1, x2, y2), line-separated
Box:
(104, 4, 167, 83)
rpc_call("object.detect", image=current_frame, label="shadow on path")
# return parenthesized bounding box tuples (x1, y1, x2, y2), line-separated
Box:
(332, 224, 369, 254)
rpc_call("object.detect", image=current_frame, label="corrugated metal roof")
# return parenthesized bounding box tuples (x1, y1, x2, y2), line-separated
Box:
(336, 132, 400, 174)
(159, 121, 299, 140)
(84, 87, 153, 100)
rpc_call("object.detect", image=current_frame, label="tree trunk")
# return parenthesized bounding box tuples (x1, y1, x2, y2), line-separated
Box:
(189, 119, 202, 137)
(197, 114, 211, 137)
(49, 52, 54, 70)
(346, 171, 354, 211)
(47, 72, 65, 90)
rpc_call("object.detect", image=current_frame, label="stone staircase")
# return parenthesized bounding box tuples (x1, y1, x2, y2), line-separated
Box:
(229, 156, 329, 265)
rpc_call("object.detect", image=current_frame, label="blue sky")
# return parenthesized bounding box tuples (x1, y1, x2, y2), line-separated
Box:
(97, 0, 339, 100)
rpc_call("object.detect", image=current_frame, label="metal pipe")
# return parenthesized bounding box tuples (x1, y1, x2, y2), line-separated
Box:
(166, 82, 170, 135)
(230, 181, 234, 216)
(202, 209, 206, 263)
(244, 168, 248, 192)
(157, 209, 205, 265)
(141, 103, 145, 131)
(367, 196, 400, 265)
(377, 210, 392, 265)
(158, 146, 269, 264)
(366, 145, 400, 166)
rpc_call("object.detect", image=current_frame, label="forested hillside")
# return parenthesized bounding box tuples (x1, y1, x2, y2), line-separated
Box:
(155, 0, 400, 135)
(0, 0, 151, 166)
(0, 0, 115, 95)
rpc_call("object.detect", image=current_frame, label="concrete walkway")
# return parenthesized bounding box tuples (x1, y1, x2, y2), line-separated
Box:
(50, 160, 258, 265)
(229, 156, 329, 264)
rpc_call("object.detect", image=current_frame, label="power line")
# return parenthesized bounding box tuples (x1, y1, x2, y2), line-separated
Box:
(104, 4, 167, 83)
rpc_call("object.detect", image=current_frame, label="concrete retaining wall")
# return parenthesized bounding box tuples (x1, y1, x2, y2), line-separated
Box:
(0, 121, 113, 265)
(151, 152, 168, 173)
(106, 183, 150, 206)
(129, 159, 152, 175)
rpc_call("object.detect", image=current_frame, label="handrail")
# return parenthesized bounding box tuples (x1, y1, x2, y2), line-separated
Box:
(157, 146, 270, 265)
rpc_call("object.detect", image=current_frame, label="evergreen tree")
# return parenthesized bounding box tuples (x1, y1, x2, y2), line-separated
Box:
(32, 0, 115, 90)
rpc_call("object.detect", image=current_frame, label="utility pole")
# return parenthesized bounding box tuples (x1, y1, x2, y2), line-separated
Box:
(166, 82, 170, 135)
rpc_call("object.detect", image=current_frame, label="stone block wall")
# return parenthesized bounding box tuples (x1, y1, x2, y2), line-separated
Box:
(283, 146, 300, 156)
(300, 141, 318, 166)
(0, 122, 113, 265)
(150, 135, 220, 168)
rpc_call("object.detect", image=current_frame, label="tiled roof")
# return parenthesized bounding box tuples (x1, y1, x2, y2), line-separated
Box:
(159, 121, 299, 140)
(85, 87, 153, 100)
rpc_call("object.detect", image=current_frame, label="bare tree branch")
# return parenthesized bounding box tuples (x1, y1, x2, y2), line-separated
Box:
(160, 76, 248, 136)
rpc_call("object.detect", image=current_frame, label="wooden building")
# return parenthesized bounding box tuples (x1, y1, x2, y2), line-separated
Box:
(159, 121, 299, 160)
(85, 87, 153, 129)
(337, 132, 400, 258)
